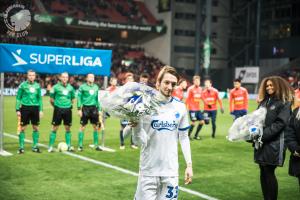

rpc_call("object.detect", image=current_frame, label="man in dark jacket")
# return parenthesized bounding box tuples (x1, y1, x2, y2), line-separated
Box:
(286, 107, 300, 188)
(255, 76, 293, 200)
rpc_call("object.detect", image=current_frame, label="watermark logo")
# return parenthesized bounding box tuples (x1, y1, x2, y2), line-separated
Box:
(4, 4, 31, 38)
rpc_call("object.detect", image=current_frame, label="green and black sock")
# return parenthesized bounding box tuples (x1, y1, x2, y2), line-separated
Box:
(93, 130, 99, 146)
(32, 131, 39, 148)
(19, 131, 25, 149)
(65, 131, 71, 147)
(78, 131, 84, 147)
(49, 131, 56, 147)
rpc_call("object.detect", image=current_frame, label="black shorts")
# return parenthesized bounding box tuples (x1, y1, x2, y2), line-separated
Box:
(20, 105, 40, 126)
(80, 106, 99, 126)
(52, 106, 72, 126)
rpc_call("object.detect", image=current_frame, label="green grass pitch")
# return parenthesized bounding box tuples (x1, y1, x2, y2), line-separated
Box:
(0, 96, 299, 200)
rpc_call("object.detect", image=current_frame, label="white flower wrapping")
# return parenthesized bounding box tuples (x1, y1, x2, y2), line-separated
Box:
(227, 107, 267, 147)
(101, 82, 161, 123)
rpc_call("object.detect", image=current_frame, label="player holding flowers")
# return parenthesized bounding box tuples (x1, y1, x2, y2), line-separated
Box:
(130, 66, 193, 200)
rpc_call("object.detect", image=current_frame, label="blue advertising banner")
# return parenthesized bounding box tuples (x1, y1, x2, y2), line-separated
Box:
(0, 43, 112, 76)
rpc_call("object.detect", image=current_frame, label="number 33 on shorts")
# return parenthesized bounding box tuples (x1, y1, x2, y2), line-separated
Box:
(165, 186, 179, 199)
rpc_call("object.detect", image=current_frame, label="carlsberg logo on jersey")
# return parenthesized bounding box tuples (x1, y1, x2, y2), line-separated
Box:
(0, 43, 112, 76)
(151, 120, 179, 131)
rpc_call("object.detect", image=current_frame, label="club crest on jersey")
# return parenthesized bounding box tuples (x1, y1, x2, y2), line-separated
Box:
(62, 89, 68, 95)
(29, 87, 35, 93)
(89, 89, 95, 95)
(151, 120, 178, 131)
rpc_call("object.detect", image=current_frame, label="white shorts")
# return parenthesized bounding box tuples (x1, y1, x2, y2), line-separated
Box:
(134, 176, 179, 200)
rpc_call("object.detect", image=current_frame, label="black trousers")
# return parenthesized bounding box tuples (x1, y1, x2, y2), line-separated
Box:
(259, 164, 278, 200)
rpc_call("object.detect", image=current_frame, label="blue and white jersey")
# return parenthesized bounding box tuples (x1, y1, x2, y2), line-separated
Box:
(138, 97, 190, 177)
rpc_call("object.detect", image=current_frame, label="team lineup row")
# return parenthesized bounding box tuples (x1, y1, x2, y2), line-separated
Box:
(15, 69, 249, 153)
(173, 75, 248, 141)
(16, 71, 102, 153)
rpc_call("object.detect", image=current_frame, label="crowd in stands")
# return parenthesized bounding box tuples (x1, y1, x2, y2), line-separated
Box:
(3, 33, 298, 92)
(2, 36, 169, 90)
(1, 0, 171, 90)
(41, 0, 158, 25)
(277, 69, 300, 89)
(4, 73, 103, 92)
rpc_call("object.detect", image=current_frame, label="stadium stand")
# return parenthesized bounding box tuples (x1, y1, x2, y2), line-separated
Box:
(41, 0, 158, 25)
(1, 35, 165, 89)
(1, 1, 187, 90)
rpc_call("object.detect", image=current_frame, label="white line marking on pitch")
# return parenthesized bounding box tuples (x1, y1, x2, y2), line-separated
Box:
(4, 132, 219, 200)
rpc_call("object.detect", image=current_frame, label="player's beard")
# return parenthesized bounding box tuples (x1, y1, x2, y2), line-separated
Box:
(160, 88, 172, 98)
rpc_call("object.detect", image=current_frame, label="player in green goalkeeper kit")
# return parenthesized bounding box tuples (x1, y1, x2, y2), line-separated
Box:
(48, 72, 75, 152)
(16, 70, 43, 154)
(77, 73, 102, 151)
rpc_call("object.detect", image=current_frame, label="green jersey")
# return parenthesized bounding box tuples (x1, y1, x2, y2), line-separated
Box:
(16, 81, 43, 111)
(50, 82, 75, 108)
(77, 83, 100, 111)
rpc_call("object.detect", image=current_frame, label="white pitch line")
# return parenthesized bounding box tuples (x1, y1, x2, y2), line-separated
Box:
(4, 132, 219, 200)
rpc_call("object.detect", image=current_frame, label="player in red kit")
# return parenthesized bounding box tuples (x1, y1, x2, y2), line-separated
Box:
(172, 79, 187, 101)
(202, 79, 224, 138)
(229, 79, 249, 120)
(186, 76, 204, 140)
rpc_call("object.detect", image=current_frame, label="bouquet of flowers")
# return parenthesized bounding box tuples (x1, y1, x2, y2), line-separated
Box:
(101, 82, 161, 123)
(227, 107, 267, 149)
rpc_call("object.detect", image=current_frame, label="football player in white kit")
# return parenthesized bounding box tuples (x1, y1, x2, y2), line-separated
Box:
(129, 66, 193, 200)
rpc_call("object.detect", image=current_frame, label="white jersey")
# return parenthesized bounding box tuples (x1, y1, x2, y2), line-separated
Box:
(138, 97, 190, 177)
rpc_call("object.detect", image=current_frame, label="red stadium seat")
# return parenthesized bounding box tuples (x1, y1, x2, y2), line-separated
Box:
(135, 2, 157, 25)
